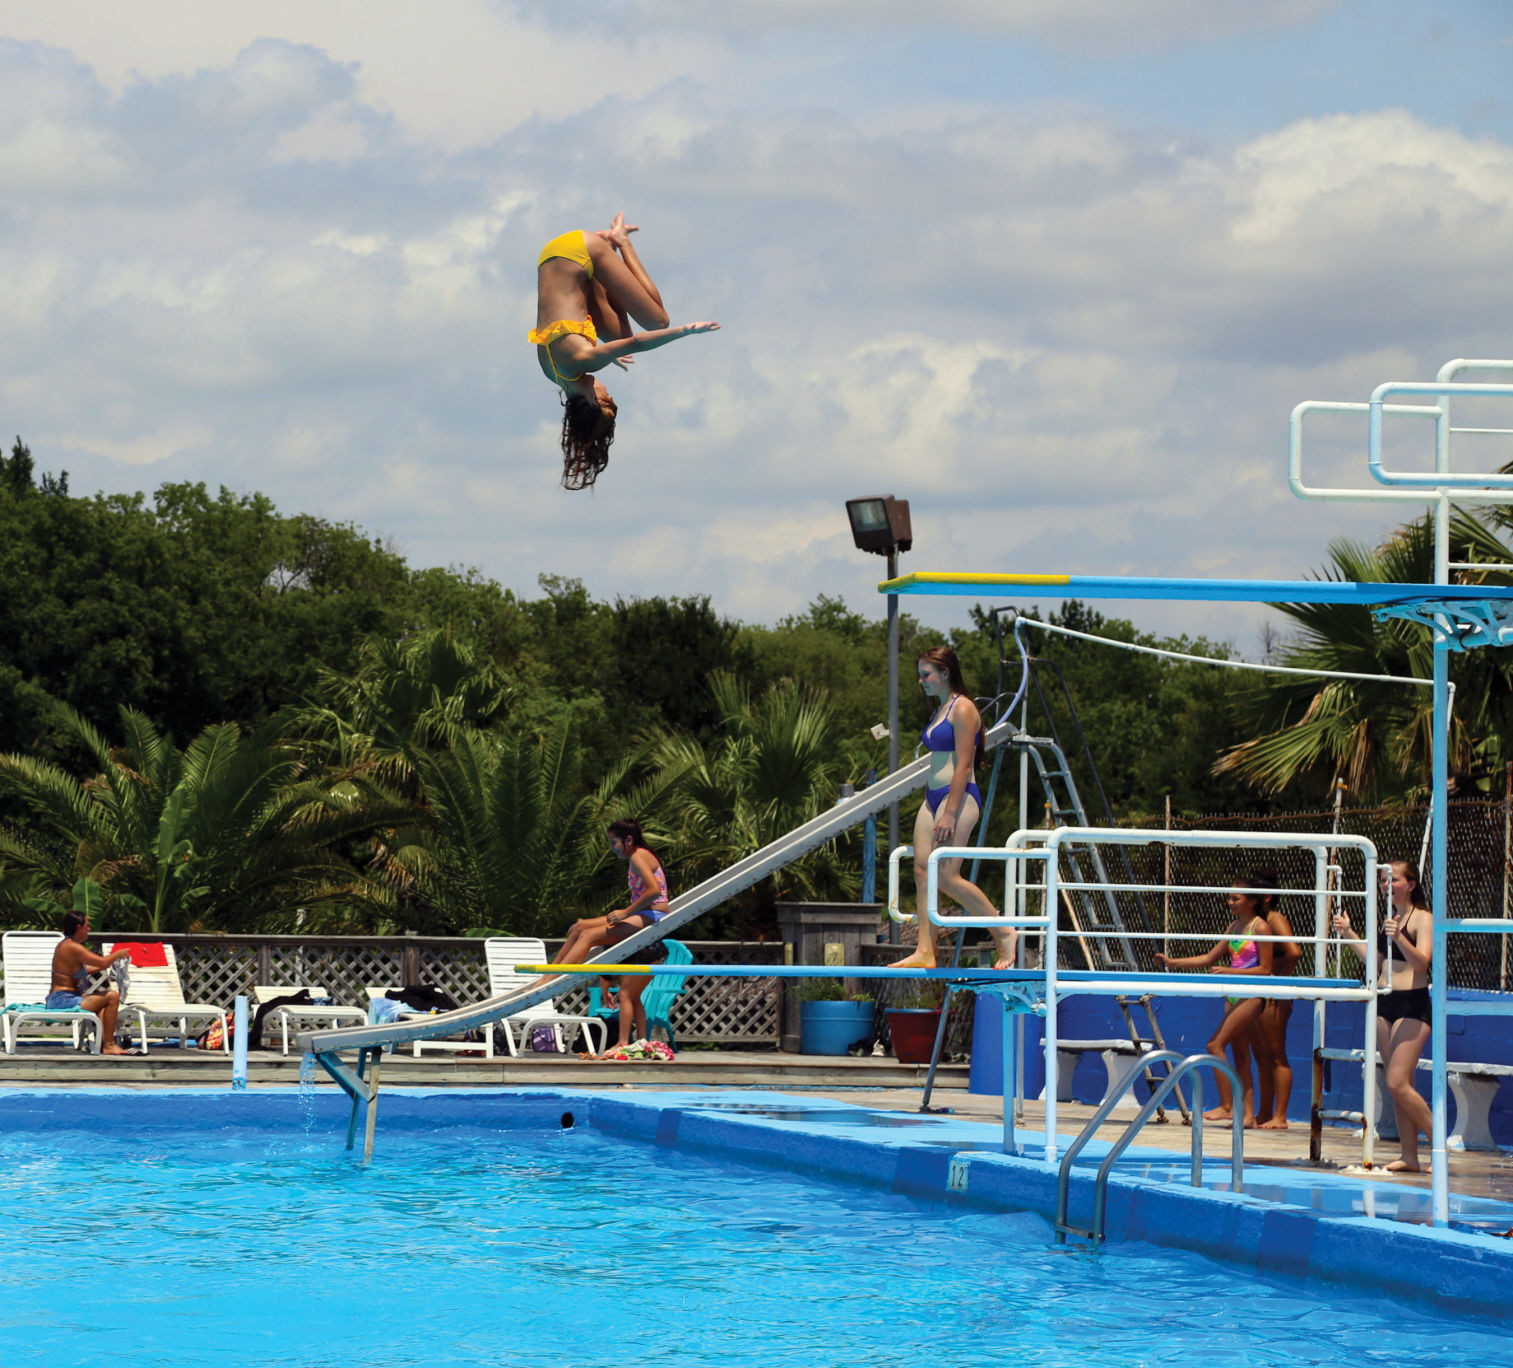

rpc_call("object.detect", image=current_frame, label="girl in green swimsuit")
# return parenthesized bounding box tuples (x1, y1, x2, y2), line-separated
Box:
(1155, 878, 1275, 1128)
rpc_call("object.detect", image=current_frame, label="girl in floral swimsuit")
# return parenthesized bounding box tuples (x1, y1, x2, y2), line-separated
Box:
(531, 213, 719, 490)
(1155, 878, 1275, 1128)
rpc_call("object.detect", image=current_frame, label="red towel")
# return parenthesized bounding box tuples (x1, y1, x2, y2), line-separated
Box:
(114, 942, 168, 967)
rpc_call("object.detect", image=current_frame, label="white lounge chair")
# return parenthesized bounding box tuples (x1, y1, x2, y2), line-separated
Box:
(104, 942, 229, 1055)
(365, 985, 494, 1059)
(253, 985, 368, 1055)
(483, 937, 608, 1057)
(1, 930, 104, 1054)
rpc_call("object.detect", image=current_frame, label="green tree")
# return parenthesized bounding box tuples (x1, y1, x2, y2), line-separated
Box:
(649, 674, 860, 936)
(293, 629, 518, 789)
(0, 707, 412, 932)
(395, 717, 692, 937)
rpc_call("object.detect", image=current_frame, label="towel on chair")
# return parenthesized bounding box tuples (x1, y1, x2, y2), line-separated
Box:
(113, 943, 168, 967)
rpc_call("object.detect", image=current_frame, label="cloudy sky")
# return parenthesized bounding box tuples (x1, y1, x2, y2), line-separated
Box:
(2, 0, 1511, 653)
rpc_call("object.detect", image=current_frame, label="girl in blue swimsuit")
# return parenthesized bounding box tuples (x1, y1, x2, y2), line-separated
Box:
(890, 647, 1016, 971)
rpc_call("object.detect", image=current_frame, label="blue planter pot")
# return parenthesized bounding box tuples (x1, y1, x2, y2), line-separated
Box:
(799, 999, 875, 1056)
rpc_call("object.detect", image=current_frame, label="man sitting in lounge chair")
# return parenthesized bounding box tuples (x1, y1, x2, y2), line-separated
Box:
(49, 913, 131, 1056)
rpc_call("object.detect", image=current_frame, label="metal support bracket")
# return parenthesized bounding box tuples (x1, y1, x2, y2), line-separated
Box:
(1373, 598, 1513, 650)
(314, 1047, 384, 1162)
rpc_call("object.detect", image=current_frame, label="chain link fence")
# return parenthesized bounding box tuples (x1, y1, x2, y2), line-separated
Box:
(1008, 798, 1513, 990)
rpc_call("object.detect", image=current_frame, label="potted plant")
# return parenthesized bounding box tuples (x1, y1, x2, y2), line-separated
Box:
(794, 977, 875, 1056)
(885, 981, 949, 1064)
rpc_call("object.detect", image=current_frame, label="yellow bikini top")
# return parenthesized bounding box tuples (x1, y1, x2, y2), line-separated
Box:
(528, 317, 598, 385)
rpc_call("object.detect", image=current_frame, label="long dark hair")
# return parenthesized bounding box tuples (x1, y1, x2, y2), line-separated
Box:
(561, 393, 615, 491)
(608, 818, 656, 860)
(1389, 858, 1431, 912)
(918, 646, 983, 768)
(1237, 867, 1280, 920)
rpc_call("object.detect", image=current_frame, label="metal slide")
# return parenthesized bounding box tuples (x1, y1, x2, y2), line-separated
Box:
(297, 714, 1018, 1063)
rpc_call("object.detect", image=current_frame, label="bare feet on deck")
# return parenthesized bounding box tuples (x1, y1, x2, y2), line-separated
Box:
(1203, 1106, 1232, 1122)
(1257, 1118, 1289, 1130)
(1384, 1159, 1424, 1174)
(992, 931, 1018, 971)
(888, 952, 936, 970)
(102, 1043, 129, 1056)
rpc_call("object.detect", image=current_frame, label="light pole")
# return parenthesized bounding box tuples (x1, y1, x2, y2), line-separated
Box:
(845, 495, 912, 928)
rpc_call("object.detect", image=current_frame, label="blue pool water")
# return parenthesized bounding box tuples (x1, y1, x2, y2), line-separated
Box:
(0, 1092, 1505, 1368)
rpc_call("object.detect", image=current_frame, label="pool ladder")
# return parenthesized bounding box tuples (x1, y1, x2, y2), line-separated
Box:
(1054, 1050, 1244, 1245)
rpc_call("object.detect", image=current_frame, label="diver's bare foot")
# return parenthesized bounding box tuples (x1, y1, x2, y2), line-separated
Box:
(102, 1044, 129, 1056)
(1384, 1159, 1423, 1173)
(1241, 1116, 1257, 1130)
(1203, 1106, 1232, 1122)
(889, 952, 936, 970)
(1258, 1118, 1289, 1130)
(606, 211, 638, 248)
(993, 933, 1018, 971)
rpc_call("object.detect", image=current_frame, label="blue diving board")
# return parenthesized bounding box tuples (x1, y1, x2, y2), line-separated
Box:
(876, 572, 1513, 606)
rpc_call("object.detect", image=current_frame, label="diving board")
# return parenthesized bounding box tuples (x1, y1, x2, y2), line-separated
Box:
(878, 571, 1513, 606)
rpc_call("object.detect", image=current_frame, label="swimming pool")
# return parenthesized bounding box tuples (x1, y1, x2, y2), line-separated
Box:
(0, 1088, 1506, 1367)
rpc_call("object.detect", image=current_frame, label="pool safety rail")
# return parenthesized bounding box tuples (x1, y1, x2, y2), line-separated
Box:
(529, 827, 1383, 1168)
(878, 355, 1513, 1227)
(1055, 1050, 1245, 1246)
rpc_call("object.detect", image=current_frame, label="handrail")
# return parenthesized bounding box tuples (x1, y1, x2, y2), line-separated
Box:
(1055, 1049, 1243, 1245)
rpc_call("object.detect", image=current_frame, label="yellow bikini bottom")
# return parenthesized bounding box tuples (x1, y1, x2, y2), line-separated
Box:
(528, 317, 598, 384)
(537, 229, 594, 276)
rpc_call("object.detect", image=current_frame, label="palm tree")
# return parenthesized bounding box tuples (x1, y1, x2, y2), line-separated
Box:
(0, 706, 416, 931)
(391, 715, 692, 937)
(648, 674, 860, 931)
(1216, 513, 1513, 799)
(291, 629, 517, 790)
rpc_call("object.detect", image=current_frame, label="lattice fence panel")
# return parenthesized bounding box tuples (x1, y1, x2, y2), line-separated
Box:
(177, 945, 259, 1006)
(263, 946, 399, 1004)
(672, 941, 781, 1043)
(415, 946, 488, 1005)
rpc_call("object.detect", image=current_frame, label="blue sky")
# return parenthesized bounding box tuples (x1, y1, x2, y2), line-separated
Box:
(0, 0, 1510, 655)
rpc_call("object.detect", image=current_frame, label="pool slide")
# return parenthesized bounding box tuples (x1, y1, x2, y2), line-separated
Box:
(295, 710, 1018, 1062)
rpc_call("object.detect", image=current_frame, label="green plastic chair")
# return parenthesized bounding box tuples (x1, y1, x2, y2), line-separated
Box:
(586, 939, 693, 1049)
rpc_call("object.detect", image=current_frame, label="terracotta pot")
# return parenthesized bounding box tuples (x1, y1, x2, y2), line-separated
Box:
(887, 1007, 944, 1064)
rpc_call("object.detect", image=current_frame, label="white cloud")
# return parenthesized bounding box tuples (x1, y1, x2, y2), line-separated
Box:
(628, 0, 1345, 55)
(0, 13, 1507, 656)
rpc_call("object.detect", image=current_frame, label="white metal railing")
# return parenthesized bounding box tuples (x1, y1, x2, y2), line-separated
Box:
(912, 826, 1383, 1164)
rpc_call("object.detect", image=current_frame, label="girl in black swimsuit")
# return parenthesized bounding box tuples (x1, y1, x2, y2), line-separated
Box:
(1332, 859, 1434, 1172)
